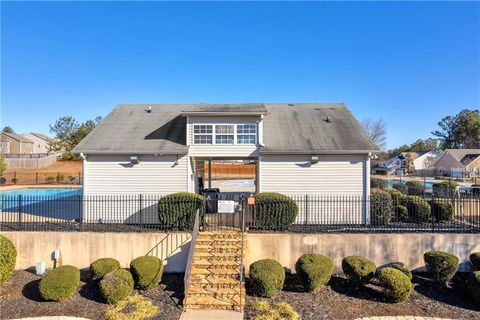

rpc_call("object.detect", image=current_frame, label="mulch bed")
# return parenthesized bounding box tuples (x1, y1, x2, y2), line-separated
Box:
(244, 272, 480, 320)
(0, 269, 183, 320)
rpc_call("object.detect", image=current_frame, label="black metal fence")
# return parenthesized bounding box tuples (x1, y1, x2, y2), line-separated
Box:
(1, 193, 479, 233)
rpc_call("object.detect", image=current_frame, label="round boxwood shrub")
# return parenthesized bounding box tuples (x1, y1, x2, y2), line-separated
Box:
(0, 235, 16, 286)
(405, 196, 431, 223)
(385, 188, 404, 203)
(423, 251, 459, 285)
(342, 256, 376, 285)
(370, 189, 393, 225)
(377, 267, 413, 302)
(39, 265, 80, 301)
(405, 181, 424, 196)
(433, 181, 460, 197)
(130, 256, 163, 290)
(430, 201, 454, 222)
(90, 258, 121, 281)
(390, 263, 412, 280)
(157, 192, 204, 230)
(470, 252, 480, 271)
(249, 259, 285, 297)
(392, 183, 408, 195)
(254, 193, 298, 231)
(99, 269, 134, 304)
(467, 271, 480, 304)
(394, 205, 408, 222)
(295, 254, 334, 293)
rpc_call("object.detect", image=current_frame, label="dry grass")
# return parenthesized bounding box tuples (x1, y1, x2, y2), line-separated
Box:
(104, 294, 159, 320)
(251, 300, 299, 320)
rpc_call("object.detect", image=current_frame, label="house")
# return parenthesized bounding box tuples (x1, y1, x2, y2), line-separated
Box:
(74, 103, 378, 223)
(23, 132, 51, 153)
(0, 132, 34, 154)
(434, 149, 480, 178)
(377, 151, 440, 174)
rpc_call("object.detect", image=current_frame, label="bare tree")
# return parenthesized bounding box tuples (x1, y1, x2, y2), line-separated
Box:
(361, 118, 387, 150)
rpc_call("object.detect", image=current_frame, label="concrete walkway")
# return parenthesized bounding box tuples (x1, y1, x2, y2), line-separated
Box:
(180, 310, 243, 320)
(354, 317, 456, 320)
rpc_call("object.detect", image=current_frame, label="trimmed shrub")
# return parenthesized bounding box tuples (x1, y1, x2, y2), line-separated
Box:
(404, 196, 431, 223)
(254, 193, 298, 231)
(100, 269, 134, 304)
(394, 205, 408, 222)
(370, 189, 393, 225)
(249, 259, 285, 298)
(157, 192, 204, 230)
(432, 181, 460, 197)
(342, 256, 376, 285)
(377, 267, 413, 302)
(430, 201, 454, 222)
(467, 271, 480, 304)
(90, 258, 121, 281)
(0, 235, 16, 286)
(371, 178, 388, 189)
(39, 265, 80, 301)
(423, 251, 459, 285)
(405, 181, 424, 196)
(392, 183, 408, 195)
(470, 252, 480, 271)
(130, 256, 163, 290)
(390, 263, 413, 280)
(295, 254, 334, 293)
(385, 188, 404, 202)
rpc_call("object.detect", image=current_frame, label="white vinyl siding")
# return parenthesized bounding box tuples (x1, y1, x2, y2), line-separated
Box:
(260, 154, 369, 224)
(84, 154, 188, 195)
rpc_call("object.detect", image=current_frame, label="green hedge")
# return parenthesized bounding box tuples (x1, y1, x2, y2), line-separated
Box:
(468, 271, 480, 304)
(295, 254, 334, 293)
(390, 263, 412, 280)
(392, 183, 408, 195)
(371, 178, 388, 189)
(342, 256, 376, 285)
(249, 259, 285, 298)
(377, 267, 412, 302)
(39, 265, 80, 302)
(90, 258, 120, 281)
(370, 189, 393, 225)
(130, 256, 163, 290)
(470, 252, 480, 271)
(432, 181, 460, 197)
(394, 205, 408, 222)
(430, 201, 454, 222)
(405, 181, 424, 196)
(423, 251, 459, 285)
(99, 269, 134, 304)
(254, 193, 299, 231)
(157, 193, 204, 230)
(385, 188, 404, 202)
(0, 235, 16, 286)
(404, 196, 431, 223)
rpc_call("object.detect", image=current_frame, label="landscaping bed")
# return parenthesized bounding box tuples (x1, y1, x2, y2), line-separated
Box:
(0, 269, 183, 320)
(244, 272, 480, 320)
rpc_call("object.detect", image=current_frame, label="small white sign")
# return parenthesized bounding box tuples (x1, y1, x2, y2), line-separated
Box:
(217, 200, 235, 214)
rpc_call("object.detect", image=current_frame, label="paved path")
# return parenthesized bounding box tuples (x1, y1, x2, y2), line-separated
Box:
(354, 317, 456, 320)
(180, 310, 243, 320)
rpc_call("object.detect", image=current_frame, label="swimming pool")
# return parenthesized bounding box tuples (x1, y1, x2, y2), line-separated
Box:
(1, 188, 83, 197)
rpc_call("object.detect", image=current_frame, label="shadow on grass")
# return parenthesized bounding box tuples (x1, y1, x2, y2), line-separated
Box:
(413, 273, 480, 312)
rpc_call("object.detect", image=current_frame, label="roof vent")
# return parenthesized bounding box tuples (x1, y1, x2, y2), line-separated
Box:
(145, 106, 152, 113)
(325, 116, 332, 123)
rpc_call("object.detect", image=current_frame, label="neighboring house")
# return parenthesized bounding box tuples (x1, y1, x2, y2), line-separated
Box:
(74, 103, 378, 223)
(434, 149, 480, 178)
(377, 151, 440, 174)
(23, 132, 51, 153)
(0, 132, 34, 154)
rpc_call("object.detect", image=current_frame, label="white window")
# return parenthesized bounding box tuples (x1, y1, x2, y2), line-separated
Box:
(193, 125, 213, 144)
(237, 124, 256, 144)
(192, 123, 256, 145)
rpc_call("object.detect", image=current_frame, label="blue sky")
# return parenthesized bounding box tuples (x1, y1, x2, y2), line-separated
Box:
(1, 1, 479, 149)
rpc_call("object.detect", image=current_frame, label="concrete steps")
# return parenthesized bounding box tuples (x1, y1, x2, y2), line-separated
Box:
(184, 230, 245, 311)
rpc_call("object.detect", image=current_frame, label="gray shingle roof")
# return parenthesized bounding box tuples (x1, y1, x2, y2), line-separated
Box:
(1, 132, 34, 143)
(74, 103, 378, 155)
(30, 132, 51, 141)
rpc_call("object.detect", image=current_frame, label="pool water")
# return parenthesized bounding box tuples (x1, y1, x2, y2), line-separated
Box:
(386, 180, 433, 189)
(1, 188, 83, 197)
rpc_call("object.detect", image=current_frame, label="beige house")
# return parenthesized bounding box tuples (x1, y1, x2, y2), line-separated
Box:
(0, 132, 34, 154)
(23, 132, 51, 153)
(434, 149, 480, 177)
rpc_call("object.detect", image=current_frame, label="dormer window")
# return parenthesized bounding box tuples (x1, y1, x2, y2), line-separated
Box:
(192, 123, 257, 145)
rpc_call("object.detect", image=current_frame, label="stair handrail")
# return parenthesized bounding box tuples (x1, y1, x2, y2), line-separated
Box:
(184, 208, 200, 303)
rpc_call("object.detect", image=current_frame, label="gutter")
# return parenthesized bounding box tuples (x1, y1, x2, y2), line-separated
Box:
(259, 149, 380, 155)
(73, 149, 188, 155)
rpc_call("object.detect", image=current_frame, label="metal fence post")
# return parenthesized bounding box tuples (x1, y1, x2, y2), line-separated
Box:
(78, 195, 83, 230)
(304, 195, 308, 232)
(139, 194, 143, 229)
(17, 194, 23, 230)
(431, 194, 435, 232)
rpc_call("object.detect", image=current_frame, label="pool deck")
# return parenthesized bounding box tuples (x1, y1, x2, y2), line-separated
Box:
(0, 184, 82, 191)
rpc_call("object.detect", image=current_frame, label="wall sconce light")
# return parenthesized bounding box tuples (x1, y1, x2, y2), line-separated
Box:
(130, 156, 139, 164)
(310, 155, 319, 164)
